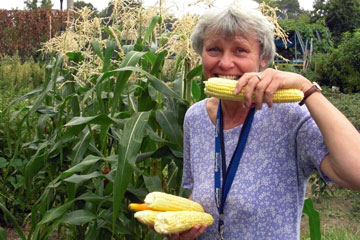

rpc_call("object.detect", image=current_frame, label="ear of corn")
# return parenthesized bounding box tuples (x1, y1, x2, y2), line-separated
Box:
(144, 191, 204, 212)
(134, 210, 162, 226)
(128, 203, 153, 212)
(205, 77, 304, 103)
(154, 211, 214, 234)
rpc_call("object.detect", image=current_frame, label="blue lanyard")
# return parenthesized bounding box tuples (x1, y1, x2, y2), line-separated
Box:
(215, 100, 256, 240)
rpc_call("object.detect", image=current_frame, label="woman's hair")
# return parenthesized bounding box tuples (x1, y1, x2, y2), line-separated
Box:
(191, 0, 276, 66)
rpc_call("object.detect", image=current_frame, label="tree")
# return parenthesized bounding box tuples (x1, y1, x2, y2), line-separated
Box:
(24, 0, 53, 9)
(277, 0, 301, 19)
(40, 0, 53, 9)
(311, 0, 360, 44)
(74, 0, 97, 12)
(24, 0, 38, 10)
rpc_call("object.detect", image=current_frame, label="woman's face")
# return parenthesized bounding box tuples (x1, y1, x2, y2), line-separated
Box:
(201, 32, 267, 80)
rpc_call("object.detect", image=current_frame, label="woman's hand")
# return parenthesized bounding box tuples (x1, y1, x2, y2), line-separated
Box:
(167, 225, 207, 240)
(234, 68, 312, 110)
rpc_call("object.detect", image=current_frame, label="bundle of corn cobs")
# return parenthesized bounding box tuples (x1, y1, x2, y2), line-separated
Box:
(129, 192, 214, 234)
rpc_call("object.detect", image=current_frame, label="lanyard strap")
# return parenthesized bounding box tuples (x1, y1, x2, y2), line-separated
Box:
(214, 100, 256, 239)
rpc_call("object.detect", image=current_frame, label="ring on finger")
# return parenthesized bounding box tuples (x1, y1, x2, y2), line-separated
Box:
(256, 74, 262, 81)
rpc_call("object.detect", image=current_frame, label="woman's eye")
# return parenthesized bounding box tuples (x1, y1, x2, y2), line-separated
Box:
(236, 48, 245, 53)
(208, 47, 220, 52)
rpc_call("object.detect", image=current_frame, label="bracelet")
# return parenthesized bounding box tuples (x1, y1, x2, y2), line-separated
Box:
(299, 84, 321, 106)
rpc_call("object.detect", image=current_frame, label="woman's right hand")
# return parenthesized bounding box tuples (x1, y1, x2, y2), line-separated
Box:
(166, 225, 207, 240)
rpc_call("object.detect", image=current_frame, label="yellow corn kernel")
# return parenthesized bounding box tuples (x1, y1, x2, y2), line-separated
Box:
(144, 192, 204, 212)
(205, 77, 304, 103)
(154, 211, 214, 234)
(128, 203, 153, 212)
(134, 210, 162, 226)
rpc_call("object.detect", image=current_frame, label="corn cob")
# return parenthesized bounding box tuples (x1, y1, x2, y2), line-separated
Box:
(128, 203, 153, 212)
(144, 192, 204, 212)
(204, 77, 304, 103)
(134, 210, 162, 226)
(154, 211, 214, 234)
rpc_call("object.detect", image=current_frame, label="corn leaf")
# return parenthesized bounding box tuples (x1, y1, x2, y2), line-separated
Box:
(0, 203, 26, 240)
(38, 200, 75, 225)
(113, 111, 150, 232)
(111, 51, 146, 116)
(142, 16, 161, 46)
(63, 172, 102, 184)
(60, 155, 103, 179)
(103, 40, 116, 72)
(155, 110, 183, 149)
(303, 198, 321, 240)
(113, 66, 183, 101)
(0, 227, 6, 240)
(143, 175, 162, 192)
(65, 114, 118, 126)
(61, 210, 97, 225)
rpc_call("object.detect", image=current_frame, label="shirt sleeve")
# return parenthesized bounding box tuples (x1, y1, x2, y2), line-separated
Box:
(296, 113, 331, 182)
(181, 111, 194, 190)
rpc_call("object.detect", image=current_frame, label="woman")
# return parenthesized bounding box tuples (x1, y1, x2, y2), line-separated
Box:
(168, 1, 360, 239)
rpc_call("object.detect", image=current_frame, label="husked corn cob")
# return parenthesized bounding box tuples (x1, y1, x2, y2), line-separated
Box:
(128, 203, 153, 212)
(154, 211, 214, 234)
(205, 77, 304, 103)
(134, 210, 162, 225)
(144, 192, 204, 212)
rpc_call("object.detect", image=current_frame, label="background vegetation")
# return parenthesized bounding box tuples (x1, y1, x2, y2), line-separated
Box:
(0, 0, 359, 239)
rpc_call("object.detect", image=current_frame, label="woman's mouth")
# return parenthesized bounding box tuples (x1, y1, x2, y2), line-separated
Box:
(214, 74, 241, 80)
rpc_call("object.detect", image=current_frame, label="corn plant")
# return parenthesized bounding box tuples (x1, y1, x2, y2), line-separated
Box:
(0, 12, 204, 238)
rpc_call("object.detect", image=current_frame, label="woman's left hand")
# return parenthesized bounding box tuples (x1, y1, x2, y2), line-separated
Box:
(234, 68, 312, 110)
(166, 225, 207, 240)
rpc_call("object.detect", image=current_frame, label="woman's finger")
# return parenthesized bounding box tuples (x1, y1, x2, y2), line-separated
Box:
(241, 74, 260, 108)
(178, 225, 207, 240)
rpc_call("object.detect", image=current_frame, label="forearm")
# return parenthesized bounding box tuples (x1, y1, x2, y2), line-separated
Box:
(304, 91, 360, 189)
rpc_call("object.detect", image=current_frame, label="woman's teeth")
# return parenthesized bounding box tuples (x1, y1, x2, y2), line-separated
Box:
(217, 75, 239, 80)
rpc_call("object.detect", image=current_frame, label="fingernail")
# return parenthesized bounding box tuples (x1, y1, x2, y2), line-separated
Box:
(245, 101, 250, 108)
(234, 87, 238, 94)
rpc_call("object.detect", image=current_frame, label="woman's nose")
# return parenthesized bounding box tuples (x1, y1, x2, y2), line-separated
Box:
(218, 52, 235, 69)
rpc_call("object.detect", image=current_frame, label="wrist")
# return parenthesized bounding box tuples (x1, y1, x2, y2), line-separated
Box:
(300, 79, 313, 93)
(299, 82, 322, 106)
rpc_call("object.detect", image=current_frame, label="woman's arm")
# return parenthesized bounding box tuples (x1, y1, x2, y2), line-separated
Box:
(303, 89, 360, 190)
(235, 68, 360, 190)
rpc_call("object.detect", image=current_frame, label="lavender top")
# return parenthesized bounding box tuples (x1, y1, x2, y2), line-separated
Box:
(182, 99, 329, 239)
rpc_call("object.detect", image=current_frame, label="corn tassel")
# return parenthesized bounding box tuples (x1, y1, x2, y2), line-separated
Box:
(134, 210, 162, 226)
(128, 203, 153, 212)
(144, 192, 204, 212)
(205, 77, 304, 103)
(154, 211, 214, 234)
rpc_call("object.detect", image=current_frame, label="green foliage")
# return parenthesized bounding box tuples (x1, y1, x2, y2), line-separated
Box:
(0, 13, 203, 238)
(40, 0, 53, 9)
(74, 0, 98, 13)
(308, 29, 360, 93)
(279, 19, 333, 53)
(24, 0, 38, 10)
(311, 0, 360, 45)
(0, 55, 44, 93)
(24, 0, 53, 9)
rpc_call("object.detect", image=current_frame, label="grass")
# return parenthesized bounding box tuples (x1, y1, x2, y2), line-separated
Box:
(301, 184, 360, 239)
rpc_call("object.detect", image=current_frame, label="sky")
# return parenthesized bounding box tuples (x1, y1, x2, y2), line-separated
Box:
(0, 0, 315, 14)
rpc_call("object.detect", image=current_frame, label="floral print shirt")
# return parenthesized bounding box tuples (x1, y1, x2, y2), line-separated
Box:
(182, 99, 329, 239)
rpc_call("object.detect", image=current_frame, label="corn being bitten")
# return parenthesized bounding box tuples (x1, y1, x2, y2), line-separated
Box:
(205, 77, 304, 103)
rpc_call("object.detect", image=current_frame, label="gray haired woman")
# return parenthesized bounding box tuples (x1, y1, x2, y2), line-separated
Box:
(165, 1, 360, 239)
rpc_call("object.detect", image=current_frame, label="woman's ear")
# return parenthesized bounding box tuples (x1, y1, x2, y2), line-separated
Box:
(260, 58, 268, 69)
